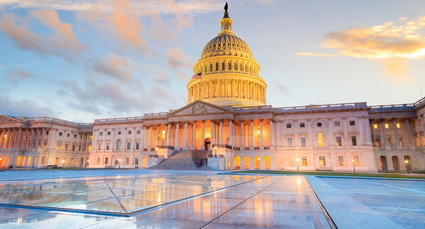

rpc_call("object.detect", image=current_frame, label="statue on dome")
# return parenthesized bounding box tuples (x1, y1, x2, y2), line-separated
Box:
(224, 2, 228, 13)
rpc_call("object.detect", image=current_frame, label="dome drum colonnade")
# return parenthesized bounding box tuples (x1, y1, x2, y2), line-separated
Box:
(187, 5, 267, 107)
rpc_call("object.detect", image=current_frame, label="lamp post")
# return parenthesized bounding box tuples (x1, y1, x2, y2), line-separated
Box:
(87, 159, 90, 168)
(155, 147, 159, 158)
(62, 159, 65, 169)
(352, 159, 356, 173)
(405, 160, 409, 174)
(296, 158, 299, 172)
(214, 146, 218, 157)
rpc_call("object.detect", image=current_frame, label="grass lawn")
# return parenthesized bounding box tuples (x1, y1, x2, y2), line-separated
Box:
(231, 170, 425, 179)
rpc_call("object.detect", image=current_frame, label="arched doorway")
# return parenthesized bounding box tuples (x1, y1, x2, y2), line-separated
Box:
(254, 156, 260, 170)
(265, 156, 271, 170)
(234, 156, 240, 170)
(392, 156, 399, 172)
(244, 156, 250, 170)
(0, 156, 9, 169)
(380, 156, 388, 171)
(404, 156, 411, 171)
(204, 138, 211, 150)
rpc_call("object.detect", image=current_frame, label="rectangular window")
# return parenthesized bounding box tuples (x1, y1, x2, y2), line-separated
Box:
(399, 138, 403, 146)
(126, 157, 130, 165)
(336, 136, 342, 146)
(338, 156, 344, 166)
(301, 137, 306, 147)
(107, 132, 111, 135)
(106, 143, 110, 150)
(396, 123, 401, 128)
(59, 132, 63, 136)
(287, 124, 292, 128)
(349, 121, 355, 126)
(74, 134, 77, 138)
(98, 143, 101, 150)
(385, 123, 389, 129)
(373, 124, 378, 129)
(128, 131, 132, 134)
(105, 157, 109, 165)
(287, 138, 293, 147)
(352, 136, 357, 146)
(335, 121, 340, 127)
(300, 123, 305, 128)
(127, 142, 131, 150)
(72, 145, 76, 151)
(137, 130, 141, 134)
(99, 132, 103, 136)
(302, 156, 307, 166)
(319, 156, 326, 166)
(134, 157, 139, 165)
(353, 156, 360, 166)
(96, 157, 101, 165)
(136, 142, 140, 150)
(67, 133, 70, 137)
(65, 144, 69, 151)
(55, 157, 59, 164)
(70, 158, 75, 165)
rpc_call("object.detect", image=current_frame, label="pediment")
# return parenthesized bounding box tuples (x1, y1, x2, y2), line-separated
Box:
(0, 115, 19, 123)
(169, 101, 232, 116)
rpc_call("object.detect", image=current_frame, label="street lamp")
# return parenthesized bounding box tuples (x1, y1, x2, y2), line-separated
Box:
(155, 147, 159, 158)
(352, 159, 356, 173)
(214, 146, 218, 157)
(405, 160, 409, 174)
(62, 159, 65, 169)
(296, 158, 299, 172)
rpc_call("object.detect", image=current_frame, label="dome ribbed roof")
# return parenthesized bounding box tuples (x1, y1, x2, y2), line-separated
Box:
(200, 34, 254, 60)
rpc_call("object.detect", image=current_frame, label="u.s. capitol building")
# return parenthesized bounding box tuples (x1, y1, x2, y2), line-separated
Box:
(1, 7, 424, 173)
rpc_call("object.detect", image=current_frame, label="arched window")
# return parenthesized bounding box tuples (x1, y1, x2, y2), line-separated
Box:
(135, 142, 140, 150)
(228, 62, 232, 70)
(234, 63, 238, 71)
(317, 133, 324, 147)
(116, 140, 121, 150)
(127, 142, 131, 150)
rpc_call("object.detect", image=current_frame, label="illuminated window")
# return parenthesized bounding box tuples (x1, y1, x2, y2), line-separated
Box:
(301, 137, 306, 147)
(352, 136, 357, 146)
(317, 133, 325, 147)
(336, 136, 342, 146)
(419, 120, 423, 125)
(55, 157, 59, 164)
(335, 121, 340, 126)
(375, 137, 380, 147)
(349, 121, 355, 126)
(319, 156, 326, 166)
(373, 124, 378, 129)
(385, 123, 389, 129)
(287, 138, 293, 147)
(396, 123, 401, 128)
(338, 156, 344, 166)
(302, 156, 307, 166)
(399, 138, 403, 146)
(70, 158, 75, 165)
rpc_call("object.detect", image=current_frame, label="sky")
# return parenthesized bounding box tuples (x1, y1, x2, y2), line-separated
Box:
(1, 0, 425, 123)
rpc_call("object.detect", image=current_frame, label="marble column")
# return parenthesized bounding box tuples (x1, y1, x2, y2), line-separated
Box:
(166, 124, 171, 146)
(270, 119, 275, 149)
(260, 119, 264, 150)
(393, 118, 400, 148)
(219, 120, 223, 145)
(175, 123, 180, 150)
(250, 120, 254, 150)
(211, 120, 216, 146)
(183, 122, 188, 150)
(192, 121, 196, 150)
(200, 121, 205, 150)
(405, 119, 412, 147)
(381, 118, 388, 148)
(241, 121, 245, 149)
(229, 120, 233, 147)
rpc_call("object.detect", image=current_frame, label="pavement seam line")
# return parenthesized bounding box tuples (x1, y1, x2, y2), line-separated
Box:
(199, 176, 281, 229)
(104, 181, 128, 213)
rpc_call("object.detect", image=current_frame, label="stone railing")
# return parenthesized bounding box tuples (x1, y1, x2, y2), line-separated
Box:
(274, 102, 367, 113)
(29, 117, 92, 127)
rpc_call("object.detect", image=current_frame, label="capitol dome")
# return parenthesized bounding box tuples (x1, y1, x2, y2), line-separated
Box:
(187, 4, 267, 107)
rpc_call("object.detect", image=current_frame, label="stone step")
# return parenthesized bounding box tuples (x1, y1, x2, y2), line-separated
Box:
(148, 150, 213, 170)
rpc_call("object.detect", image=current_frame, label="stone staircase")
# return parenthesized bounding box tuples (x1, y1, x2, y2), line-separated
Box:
(148, 150, 214, 170)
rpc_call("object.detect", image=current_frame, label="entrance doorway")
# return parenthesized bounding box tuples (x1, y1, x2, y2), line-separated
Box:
(380, 156, 388, 171)
(204, 138, 211, 150)
(392, 156, 399, 172)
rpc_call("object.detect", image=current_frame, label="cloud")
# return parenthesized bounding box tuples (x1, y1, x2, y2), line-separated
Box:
(295, 52, 337, 57)
(277, 83, 290, 96)
(87, 54, 134, 82)
(253, 0, 277, 5)
(322, 16, 425, 59)
(6, 68, 35, 84)
(379, 58, 411, 82)
(0, 0, 223, 14)
(0, 92, 57, 117)
(165, 46, 193, 70)
(151, 65, 170, 85)
(0, 11, 84, 62)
